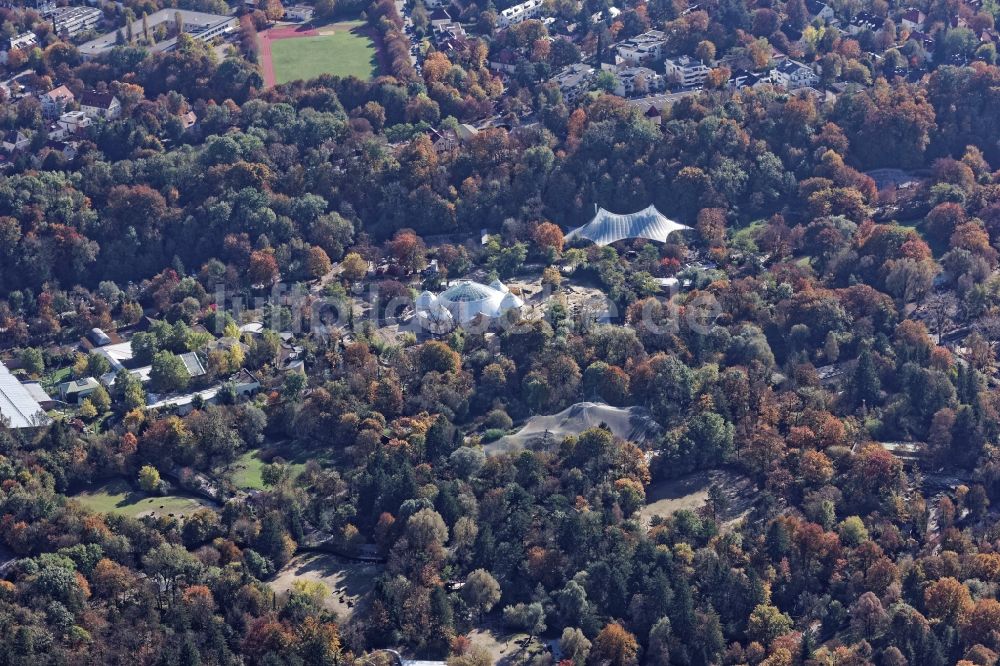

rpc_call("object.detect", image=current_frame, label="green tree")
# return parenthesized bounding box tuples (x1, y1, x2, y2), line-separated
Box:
(79, 398, 98, 420)
(150, 351, 190, 393)
(138, 465, 161, 492)
(502, 602, 546, 639)
(90, 385, 112, 413)
(131, 332, 159, 365)
(560, 627, 591, 665)
(647, 617, 672, 666)
(248, 331, 281, 369)
(851, 343, 881, 407)
(114, 368, 147, 410)
(747, 603, 793, 645)
(838, 516, 869, 546)
(87, 352, 111, 378)
(20, 347, 44, 376)
(462, 569, 501, 620)
(142, 543, 201, 607)
(594, 70, 617, 93)
(282, 371, 307, 399)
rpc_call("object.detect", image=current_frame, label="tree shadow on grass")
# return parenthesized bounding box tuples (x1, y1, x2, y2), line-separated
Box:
(353, 24, 385, 77)
(115, 490, 147, 509)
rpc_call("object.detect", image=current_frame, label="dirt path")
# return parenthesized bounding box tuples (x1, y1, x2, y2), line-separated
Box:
(269, 552, 383, 621)
(467, 626, 549, 665)
(639, 468, 754, 528)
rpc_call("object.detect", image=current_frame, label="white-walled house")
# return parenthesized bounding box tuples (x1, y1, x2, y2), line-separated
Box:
(615, 30, 668, 65)
(80, 90, 122, 120)
(40, 85, 75, 118)
(2, 130, 29, 153)
(770, 59, 819, 89)
(58, 110, 93, 135)
(497, 0, 546, 28)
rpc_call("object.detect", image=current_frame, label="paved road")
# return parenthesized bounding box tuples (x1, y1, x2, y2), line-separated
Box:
(396, 0, 420, 67)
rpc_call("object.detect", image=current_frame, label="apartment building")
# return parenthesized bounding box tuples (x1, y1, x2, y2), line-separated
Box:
(664, 55, 711, 87)
(497, 0, 545, 28)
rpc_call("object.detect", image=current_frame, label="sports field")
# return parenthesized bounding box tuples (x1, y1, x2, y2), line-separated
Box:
(262, 22, 378, 86)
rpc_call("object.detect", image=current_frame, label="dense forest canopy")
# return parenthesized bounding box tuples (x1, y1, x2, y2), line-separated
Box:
(1, 0, 1000, 663)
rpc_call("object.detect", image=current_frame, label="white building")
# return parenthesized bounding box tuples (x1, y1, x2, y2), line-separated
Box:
(770, 59, 819, 89)
(58, 110, 93, 134)
(497, 0, 546, 28)
(591, 6, 622, 22)
(90, 341, 135, 373)
(566, 204, 691, 246)
(99, 366, 152, 389)
(46, 5, 103, 37)
(608, 64, 665, 96)
(0, 32, 38, 64)
(41, 139, 77, 162)
(0, 361, 49, 429)
(665, 55, 711, 87)
(40, 85, 75, 118)
(728, 68, 771, 90)
(415, 280, 524, 330)
(2, 130, 29, 153)
(283, 4, 314, 22)
(615, 30, 668, 65)
(806, 0, 836, 21)
(80, 90, 121, 120)
(553, 63, 595, 103)
(78, 9, 238, 60)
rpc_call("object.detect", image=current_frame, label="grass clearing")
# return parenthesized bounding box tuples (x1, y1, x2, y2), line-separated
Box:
(44, 366, 72, 389)
(227, 445, 313, 490)
(270, 23, 377, 83)
(730, 219, 765, 243)
(72, 479, 213, 518)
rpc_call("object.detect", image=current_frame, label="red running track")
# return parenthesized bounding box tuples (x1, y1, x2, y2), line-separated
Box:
(258, 26, 321, 88)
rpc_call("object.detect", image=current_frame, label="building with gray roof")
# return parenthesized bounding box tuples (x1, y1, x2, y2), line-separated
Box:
(77, 9, 237, 60)
(0, 361, 49, 429)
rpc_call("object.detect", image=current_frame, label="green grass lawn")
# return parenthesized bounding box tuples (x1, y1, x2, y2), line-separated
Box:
(228, 446, 311, 490)
(271, 24, 377, 83)
(43, 366, 72, 389)
(72, 479, 212, 518)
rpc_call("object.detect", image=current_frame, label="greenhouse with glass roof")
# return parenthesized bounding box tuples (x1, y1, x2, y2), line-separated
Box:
(415, 280, 524, 329)
(565, 204, 691, 246)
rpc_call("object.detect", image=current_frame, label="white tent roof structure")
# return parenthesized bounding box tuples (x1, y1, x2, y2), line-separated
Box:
(487, 401, 662, 454)
(565, 204, 691, 246)
(0, 361, 49, 429)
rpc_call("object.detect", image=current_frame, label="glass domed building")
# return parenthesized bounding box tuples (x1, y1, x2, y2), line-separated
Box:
(415, 280, 523, 329)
